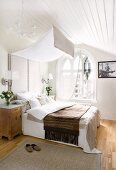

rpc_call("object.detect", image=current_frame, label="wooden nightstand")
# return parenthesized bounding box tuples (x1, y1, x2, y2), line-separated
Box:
(0, 104, 22, 140)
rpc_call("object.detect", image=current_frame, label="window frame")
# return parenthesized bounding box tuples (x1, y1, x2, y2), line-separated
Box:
(56, 50, 96, 103)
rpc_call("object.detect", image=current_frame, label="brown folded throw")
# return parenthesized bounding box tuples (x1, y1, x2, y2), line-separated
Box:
(44, 104, 90, 145)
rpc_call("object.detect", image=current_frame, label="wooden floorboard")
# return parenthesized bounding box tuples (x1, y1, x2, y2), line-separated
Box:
(0, 119, 116, 170)
(96, 120, 116, 170)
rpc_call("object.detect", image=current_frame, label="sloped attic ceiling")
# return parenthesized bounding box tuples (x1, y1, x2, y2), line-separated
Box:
(0, 0, 116, 56)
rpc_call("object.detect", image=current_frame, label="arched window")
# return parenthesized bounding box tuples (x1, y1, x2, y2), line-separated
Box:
(73, 55, 93, 99)
(57, 50, 96, 101)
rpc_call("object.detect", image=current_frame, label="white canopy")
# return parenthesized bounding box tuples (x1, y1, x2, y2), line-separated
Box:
(12, 27, 74, 62)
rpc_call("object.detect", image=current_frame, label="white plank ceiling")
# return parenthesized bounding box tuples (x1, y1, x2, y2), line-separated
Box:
(0, 0, 116, 55)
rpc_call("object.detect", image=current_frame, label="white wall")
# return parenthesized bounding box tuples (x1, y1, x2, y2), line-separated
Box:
(0, 44, 8, 103)
(29, 60, 48, 94)
(11, 56, 48, 94)
(48, 45, 116, 120)
(11, 56, 28, 92)
(77, 44, 116, 120)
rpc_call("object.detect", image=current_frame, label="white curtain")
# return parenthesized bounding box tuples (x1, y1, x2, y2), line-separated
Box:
(56, 57, 76, 100)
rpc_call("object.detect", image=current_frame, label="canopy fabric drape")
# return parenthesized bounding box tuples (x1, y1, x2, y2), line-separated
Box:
(53, 26, 74, 57)
(12, 27, 74, 62)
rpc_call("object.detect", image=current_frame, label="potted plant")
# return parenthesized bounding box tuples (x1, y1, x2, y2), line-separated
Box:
(0, 91, 14, 105)
(45, 86, 52, 96)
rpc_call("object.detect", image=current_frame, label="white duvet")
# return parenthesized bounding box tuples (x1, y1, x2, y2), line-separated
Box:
(27, 101, 75, 120)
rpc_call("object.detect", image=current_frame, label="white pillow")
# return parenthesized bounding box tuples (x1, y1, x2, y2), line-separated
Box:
(29, 98, 41, 108)
(38, 95, 55, 105)
(47, 96, 55, 103)
(10, 99, 25, 105)
(37, 95, 47, 105)
(17, 92, 33, 100)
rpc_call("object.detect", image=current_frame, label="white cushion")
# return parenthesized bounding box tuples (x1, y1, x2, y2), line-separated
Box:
(37, 96, 48, 105)
(10, 99, 26, 105)
(38, 95, 55, 105)
(17, 92, 41, 100)
(29, 98, 41, 108)
(47, 96, 55, 103)
(17, 92, 33, 100)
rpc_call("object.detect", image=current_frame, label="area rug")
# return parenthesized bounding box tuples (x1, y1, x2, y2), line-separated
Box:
(0, 140, 101, 170)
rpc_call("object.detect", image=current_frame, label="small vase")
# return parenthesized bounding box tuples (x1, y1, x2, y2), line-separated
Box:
(47, 91, 50, 96)
(6, 99, 10, 106)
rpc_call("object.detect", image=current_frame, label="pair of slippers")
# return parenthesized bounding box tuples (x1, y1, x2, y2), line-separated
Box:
(25, 144, 41, 152)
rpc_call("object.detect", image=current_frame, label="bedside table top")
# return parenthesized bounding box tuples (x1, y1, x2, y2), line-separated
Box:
(0, 104, 21, 109)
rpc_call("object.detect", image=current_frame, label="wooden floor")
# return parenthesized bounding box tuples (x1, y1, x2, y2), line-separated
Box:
(97, 120, 116, 170)
(0, 119, 116, 170)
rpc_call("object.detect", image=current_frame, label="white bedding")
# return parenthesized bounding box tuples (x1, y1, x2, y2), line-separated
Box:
(22, 102, 101, 153)
(26, 101, 75, 120)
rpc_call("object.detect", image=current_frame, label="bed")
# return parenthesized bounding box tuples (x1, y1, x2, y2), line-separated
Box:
(21, 99, 100, 153)
(14, 92, 100, 153)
